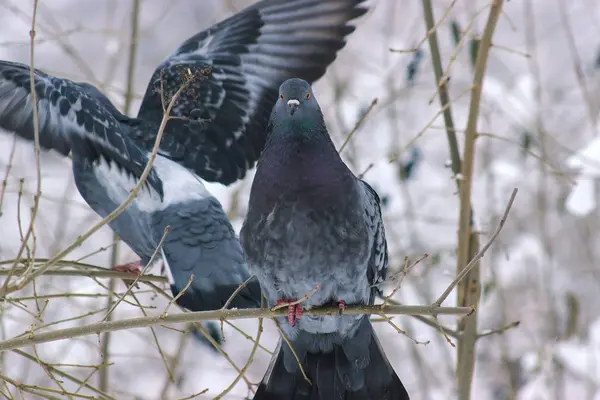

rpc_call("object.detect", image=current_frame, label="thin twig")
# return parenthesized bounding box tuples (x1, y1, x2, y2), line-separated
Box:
(271, 285, 320, 311)
(379, 297, 460, 338)
(223, 320, 272, 354)
(159, 331, 187, 398)
(214, 301, 264, 399)
(177, 388, 209, 400)
(421, 0, 462, 182)
(338, 98, 378, 153)
(421, 128, 569, 182)
(557, 0, 597, 128)
(390, 0, 458, 54)
(377, 313, 430, 345)
(2, 0, 43, 294)
(221, 275, 257, 310)
(189, 322, 255, 389)
(383, 254, 428, 305)
(32, 345, 73, 400)
(388, 85, 472, 164)
(0, 135, 18, 218)
(129, 291, 174, 380)
(162, 274, 194, 316)
(275, 322, 311, 384)
(145, 281, 273, 356)
(434, 187, 517, 307)
(0, 267, 167, 283)
(477, 321, 520, 339)
(103, 226, 170, 320)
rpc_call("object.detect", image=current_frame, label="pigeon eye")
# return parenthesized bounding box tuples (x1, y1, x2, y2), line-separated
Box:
(279, 93, 284, 100)
(305, 92, 311, 99)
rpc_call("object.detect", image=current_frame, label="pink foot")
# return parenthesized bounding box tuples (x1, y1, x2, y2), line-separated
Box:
(275, 299, 303, 327)
(112, 261, 141, 287)
(112, 261, 142, 274)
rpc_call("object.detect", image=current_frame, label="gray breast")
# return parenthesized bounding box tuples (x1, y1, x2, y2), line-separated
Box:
(245, 198, 372, 310)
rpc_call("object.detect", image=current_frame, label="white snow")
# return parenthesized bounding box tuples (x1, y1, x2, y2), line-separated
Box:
(565, 130, 600, 216)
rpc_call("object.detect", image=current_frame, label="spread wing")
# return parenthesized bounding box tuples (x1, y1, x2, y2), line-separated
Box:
(133, 0, 367, 185)
(0, 60, 162, 195)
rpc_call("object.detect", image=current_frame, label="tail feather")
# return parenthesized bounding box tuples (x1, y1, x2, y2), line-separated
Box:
(254, 318, 409, 400)
(253, 341, 311, 400)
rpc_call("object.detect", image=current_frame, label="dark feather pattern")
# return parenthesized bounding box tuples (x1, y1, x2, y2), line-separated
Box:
(0, 61, 163, 196)
(132, 0, 368, 184)
(0, 60, 259, 325)
(254, 319, 405, 400)
(0, 0, 368, 352)
(153, 198, 262, 311)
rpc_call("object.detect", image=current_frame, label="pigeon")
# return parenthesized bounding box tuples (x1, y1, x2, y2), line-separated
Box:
(0, 61, 260, 314)
(240, 78, 409, 399)
(0, 0, 368, 332)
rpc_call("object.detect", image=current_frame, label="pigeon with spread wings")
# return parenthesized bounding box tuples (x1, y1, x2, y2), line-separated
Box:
(0, 0, 367, 345)
(0, 62, 260, 317)
(132, 0, 369, 185)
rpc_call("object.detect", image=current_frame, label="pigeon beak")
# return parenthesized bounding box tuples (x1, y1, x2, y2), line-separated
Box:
(287, 99, 299, 116)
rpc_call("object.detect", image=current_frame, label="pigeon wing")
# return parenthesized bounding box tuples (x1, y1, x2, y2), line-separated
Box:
(359, 179, 389, 304)
(133, 0, 367, 185)
(0, 60, 163, 196)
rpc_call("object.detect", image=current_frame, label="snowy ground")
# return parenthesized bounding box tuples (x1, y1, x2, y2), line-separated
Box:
(1, 0, 600, 399)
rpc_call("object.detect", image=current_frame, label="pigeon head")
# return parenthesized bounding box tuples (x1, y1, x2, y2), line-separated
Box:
(278, 78, 318, 115)
(253, 78, 352, 210)
(269, 78, 325, 137)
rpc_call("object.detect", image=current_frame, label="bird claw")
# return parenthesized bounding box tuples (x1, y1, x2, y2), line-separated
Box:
(112, 261, 142, 288)
(338, 300, 346, 315)
(275, 299, 303, 327)
(112, 261, 142, 274)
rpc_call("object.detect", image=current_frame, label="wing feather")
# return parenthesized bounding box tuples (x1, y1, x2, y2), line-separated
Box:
(0, 60, 163, 196)
(358, 179, 388, 304)
(133, 0, 368, 185)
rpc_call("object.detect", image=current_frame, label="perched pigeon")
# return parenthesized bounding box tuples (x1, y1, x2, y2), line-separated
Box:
(241, 79, 409, 399)
(0, 0, 367, 334)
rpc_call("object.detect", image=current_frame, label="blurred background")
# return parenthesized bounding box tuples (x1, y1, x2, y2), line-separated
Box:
(1, 0, 600, 399)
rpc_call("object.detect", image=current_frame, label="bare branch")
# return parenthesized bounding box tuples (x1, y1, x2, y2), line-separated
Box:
(0, 303, 472, 352)
(2, 0, 42, 294)
(434, 187, 517, 307)
(339, 98, 378, 153)
(477, 321, 520, 339)
(420, 0, 462, 181)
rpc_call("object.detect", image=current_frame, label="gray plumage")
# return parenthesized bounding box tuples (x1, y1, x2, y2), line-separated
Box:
(0, 0, 369, 316)
(0, 61, 260, 312)
(241, 78, 409, 399)
(132, 0, 369, 185)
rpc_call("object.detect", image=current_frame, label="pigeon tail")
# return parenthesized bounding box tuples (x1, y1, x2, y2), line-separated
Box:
(253, 318, 409, 400)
